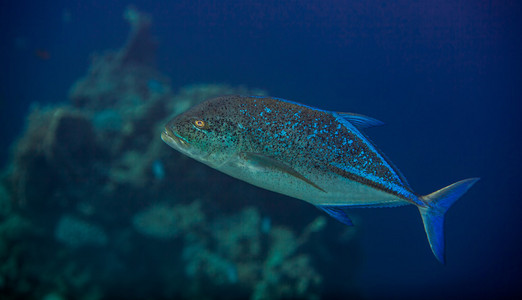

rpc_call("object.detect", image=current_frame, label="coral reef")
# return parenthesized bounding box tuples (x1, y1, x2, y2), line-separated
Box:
(5, 106, 97, 209)
(0, 6, 360, 300)
(172, 207, 324, 299)
(69, 6, 162, 111)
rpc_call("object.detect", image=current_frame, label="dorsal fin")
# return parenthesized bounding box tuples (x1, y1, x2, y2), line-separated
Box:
(337, 112, 384, 129)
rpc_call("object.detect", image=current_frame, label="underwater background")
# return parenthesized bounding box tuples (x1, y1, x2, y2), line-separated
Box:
(1, 0, 521, 299)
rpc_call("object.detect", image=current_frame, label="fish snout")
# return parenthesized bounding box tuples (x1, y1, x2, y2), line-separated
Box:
(161, 128, 190, 148)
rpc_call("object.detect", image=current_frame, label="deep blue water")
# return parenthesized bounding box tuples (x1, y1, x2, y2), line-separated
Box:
(1, 0, 521, 299)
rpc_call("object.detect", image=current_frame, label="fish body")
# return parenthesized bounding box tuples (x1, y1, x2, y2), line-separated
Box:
(161, 95, 478, 263)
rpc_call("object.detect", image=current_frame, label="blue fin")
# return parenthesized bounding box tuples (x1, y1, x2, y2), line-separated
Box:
(418, 178, 480, 263)
(337, 112, 384, 129)
(317, 205, 354, 226)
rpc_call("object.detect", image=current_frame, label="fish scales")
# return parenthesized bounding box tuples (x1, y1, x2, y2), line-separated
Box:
(234, 96, 415, 201)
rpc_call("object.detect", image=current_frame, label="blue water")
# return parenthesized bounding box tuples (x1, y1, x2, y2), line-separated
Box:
(1, 0, 521, 299)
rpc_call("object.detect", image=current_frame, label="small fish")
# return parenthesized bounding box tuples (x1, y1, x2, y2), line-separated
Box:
(161, 95, 479, 263)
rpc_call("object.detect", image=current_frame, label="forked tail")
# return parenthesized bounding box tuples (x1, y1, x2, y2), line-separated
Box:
(418, 178, 480, 263)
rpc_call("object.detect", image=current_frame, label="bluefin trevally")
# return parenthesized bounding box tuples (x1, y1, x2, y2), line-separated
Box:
(161, 95, 479, 263)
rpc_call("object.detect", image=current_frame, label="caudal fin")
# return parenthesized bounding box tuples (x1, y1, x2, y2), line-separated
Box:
(419, 178, 480, 263)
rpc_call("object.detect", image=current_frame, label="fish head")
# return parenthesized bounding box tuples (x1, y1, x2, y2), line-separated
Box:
(161, 96, 243, 168)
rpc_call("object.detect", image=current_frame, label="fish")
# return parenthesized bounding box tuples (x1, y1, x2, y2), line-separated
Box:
(161, 95, 479, 263)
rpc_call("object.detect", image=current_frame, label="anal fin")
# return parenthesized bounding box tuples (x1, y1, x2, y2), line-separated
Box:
(317, 205, 354, 226)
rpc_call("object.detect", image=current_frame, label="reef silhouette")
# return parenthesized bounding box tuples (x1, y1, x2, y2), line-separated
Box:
(0, 7, 361, 300)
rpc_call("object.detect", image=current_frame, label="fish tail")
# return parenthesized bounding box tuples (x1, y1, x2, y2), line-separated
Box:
(418, 178, 480, 263)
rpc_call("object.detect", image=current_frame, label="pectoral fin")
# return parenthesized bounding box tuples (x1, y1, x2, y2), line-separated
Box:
(241, 152, 326, 193)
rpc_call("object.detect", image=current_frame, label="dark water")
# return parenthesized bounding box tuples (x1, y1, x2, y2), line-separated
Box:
(1, 0, 521, 299)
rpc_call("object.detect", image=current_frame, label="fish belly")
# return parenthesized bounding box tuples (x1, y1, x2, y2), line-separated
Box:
(219, 160, 406, 208)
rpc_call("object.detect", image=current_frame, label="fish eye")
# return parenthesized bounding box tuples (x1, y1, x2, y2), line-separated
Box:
(194, 120, 206, 128)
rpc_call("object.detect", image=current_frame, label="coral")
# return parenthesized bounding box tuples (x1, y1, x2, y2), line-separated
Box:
(253, 218, 325, 300)
(91, 109, 123, 133)
(173, 207, 324, 300)
(68, 6, 165, 112)
(54, 215, 108, 248)
(183, 246, 239, 285)
(132, 201, 204, 239)
(121, 5, 156, 67)
(5, 106, 97, 208)
(252, 221, 324, 300)
(132, 201, 325, 299)
(0, 185, 103, 300)
(212, 207, 263, 261)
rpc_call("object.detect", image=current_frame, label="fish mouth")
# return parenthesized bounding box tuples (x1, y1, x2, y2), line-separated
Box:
(161, 128, 190, 149)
